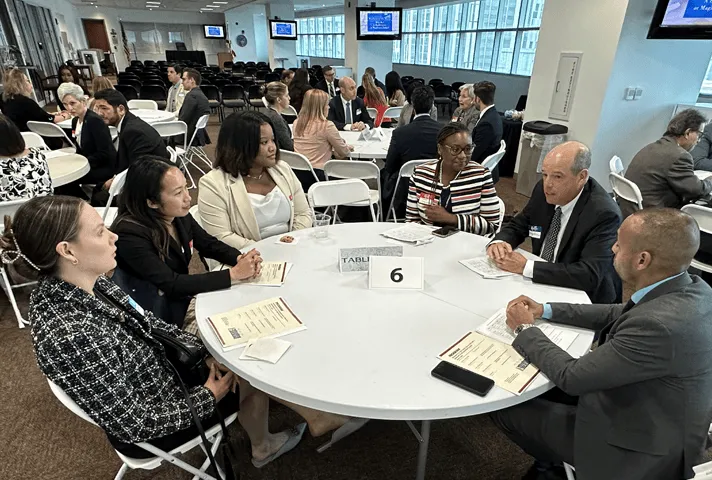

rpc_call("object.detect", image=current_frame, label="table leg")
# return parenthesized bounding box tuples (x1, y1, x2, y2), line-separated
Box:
(415, 420, 431, 480)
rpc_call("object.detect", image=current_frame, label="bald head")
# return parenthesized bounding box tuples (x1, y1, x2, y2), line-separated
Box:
(544, 141, 591, 175)
(339, 77, 357, 101)
(540, 141, 591, 206)
(626, 209, 700, 274)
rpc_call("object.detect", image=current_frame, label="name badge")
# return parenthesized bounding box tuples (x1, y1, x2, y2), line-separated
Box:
(356, 109, 362, 115)
(529, 226, 542, 239)
(451, 116, 458, 123)
(369, 256, 424, 290)
(339, 246, 403, 272)
(127, 296, 146, 316)
(418, 192, 436, 206)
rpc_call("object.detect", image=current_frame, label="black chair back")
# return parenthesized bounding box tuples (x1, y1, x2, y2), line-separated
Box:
(140, 85, 167, 101)
(222, 84, 246, 100)
(123, 79, 142, 90)
(255, 70, 268, 81)
(428, 78, 444, 87)
(202, 85, 220, 101)
(248, 84, 262, 99)
(264, 73, 280, 83)
(116, 84, 139, 100)
(357, 85, 365, 98)
(223, 61, 234, 69)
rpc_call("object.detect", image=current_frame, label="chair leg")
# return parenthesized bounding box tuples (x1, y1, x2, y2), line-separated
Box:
(1, 267, 28, 329)
(564, 463, 576, 480)
(114, 463, 129, 480)
(135, 442, 218, 480)
(179, 155, 198, 189)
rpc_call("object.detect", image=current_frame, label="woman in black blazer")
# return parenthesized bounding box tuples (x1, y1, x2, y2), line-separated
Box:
(57, 82, 117, 203)
(111, 157, 262, 327)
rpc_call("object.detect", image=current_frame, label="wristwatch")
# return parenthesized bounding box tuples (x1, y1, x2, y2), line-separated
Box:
(514, 324, 536, 336)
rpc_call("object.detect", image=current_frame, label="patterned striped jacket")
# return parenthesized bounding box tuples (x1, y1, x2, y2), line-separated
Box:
(406, 160, 500, 235)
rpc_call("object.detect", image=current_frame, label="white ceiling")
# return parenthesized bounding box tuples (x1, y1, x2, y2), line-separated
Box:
(71, 0, 343, 14)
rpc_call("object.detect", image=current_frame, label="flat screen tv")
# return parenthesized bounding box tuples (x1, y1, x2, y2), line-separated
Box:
(648, 0, 712, 39)
(203, 25, 226, 39)
(270, 20, 298, 40)
(356, 7, 402, 41)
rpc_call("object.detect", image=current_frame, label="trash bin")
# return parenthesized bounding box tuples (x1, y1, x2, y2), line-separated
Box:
(515, 121, 569, 196)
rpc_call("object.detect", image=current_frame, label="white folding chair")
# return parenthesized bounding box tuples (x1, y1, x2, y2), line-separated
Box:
(308, 178, 376, 223)
(127, 99, 158, 110)
(385, 159, 433, 222)
(152, 121, 198, 189)
(481, 140, 507, 171)
(383, 106, 403, 119)
(609, 172, 643, 211)
(366, 108, 378, 119)
(682, 204, 712, 273)
(95, 169, 128, 227)
(0, 198, 35, 328)
(21, 131, 48, 149)
(323, 160, 382, 221)
(184, 114, 213, 179)
(46, 379, 237, 480)
(496, 196, 506, 234)
(26, 121, 76, 153)
(280, 150, 320, 183)
(609, 155, 624, 174)
(166, 146, 178, 164)
(564, 463, 576, 480)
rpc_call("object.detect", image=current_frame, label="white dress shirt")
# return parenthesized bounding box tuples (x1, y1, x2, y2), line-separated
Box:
(522, 186, 585, 278)
(342, 97, 354, 131)
(474, 104, 495, 127)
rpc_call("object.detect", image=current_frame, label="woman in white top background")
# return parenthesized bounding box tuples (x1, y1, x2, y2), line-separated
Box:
(198, 111, 312, 250)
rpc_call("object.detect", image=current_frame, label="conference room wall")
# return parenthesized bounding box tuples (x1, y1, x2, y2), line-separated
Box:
(74, 6, 226, 71)
(19, 0, 88, 64)
(224, 3, 269, 64)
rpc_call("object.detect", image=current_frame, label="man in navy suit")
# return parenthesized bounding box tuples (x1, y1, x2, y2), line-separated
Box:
(471, 81, 503, 182)
(327, 77, 374, 131)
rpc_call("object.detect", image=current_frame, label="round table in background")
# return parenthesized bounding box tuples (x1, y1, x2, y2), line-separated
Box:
(339, 129, 392, 160)
(196, 223, 594, 480)
(58, 108, 175, 129)
(44, 150, 90, 187)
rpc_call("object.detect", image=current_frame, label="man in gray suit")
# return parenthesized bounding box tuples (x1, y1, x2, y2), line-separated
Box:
(621, 109, 712, 218)
(691, 121, 712, 171)
(492, 208, 712, 480)
(179, 67, 211, 147)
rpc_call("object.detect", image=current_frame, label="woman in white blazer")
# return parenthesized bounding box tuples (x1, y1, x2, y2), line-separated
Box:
(198, 111, 312, 250)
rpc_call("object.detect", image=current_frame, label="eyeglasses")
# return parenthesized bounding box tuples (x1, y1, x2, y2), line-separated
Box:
(442, 144, 473, 156)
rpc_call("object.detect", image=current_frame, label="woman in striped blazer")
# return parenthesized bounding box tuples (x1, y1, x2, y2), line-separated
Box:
(406, 122, 500, 235)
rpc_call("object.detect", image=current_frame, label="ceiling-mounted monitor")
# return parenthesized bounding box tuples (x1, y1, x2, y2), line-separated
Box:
(270, 20, 298, 40)
(648, 0, 712, 39)
(204, 25, 226, 39)
(356, 7, 402, 41)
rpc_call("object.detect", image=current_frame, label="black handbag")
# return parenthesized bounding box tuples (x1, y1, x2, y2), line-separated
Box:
(96, 289, 238, 480)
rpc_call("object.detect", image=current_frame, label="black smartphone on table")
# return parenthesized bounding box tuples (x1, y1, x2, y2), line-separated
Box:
(431, 361, 495, 397)
(432, 226, 458, 238)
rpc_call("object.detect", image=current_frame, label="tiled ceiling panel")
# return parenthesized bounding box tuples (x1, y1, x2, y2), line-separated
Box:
(71, 0, 343, 14)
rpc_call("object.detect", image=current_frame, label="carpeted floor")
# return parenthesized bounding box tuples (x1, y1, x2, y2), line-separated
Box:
(0, 113, 542, 480)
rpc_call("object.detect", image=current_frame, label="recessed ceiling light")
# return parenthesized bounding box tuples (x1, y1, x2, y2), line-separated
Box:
(213, 1, 228, 3)
(200, 7, 213, 10)
(146, 1, 160, 4)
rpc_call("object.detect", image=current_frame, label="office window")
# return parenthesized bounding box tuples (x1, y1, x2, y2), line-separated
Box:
(392, 0, 545, 76)
(702, 57, 712, 96)
(296, 14, 345, 59)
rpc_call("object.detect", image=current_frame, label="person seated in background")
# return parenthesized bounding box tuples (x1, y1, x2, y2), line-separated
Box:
(261, 81, 294, 151)
(622, 109, 712, 218)
(398, 81, 437, 127)
(93, 89, 170, 177)
(470, 81, 503, 181)
(287, 68, 312, 113)
(294, 89, 353, 191)
(281, 69, 295, 87)
(0, 114, 51, 201)
(199, 111, 313, 251)
(364, 67, 388, 97)
(383, 86, 440, 219)
(361, 74, 389, 127)
(3, 195, 331, 468)
(2, 68, 70, 150)
(89, 76, 114, 111)
(315, 65, 339, 99)
(57, 65, 89, 110)
(112, 157, 261, 328)
(451, 83, 480, 134)
(179, 68, 211, 147)
(487, 142, 622, 304)
(327, 77, 374, 131)
(166, 63, 186, 114)
(406, 122, 500, 235)
(56, 82, 116, 205)
(385, 71, 405, 108)
(493, 208, 712, 480)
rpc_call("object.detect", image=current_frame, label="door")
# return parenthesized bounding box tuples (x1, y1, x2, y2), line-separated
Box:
(83, 19, 110, 52)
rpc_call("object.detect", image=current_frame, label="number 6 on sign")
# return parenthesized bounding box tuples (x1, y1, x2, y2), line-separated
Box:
(369, 256, 424, 290)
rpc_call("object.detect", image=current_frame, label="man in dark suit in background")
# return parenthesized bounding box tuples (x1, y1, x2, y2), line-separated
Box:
(471, 81, 503, 182)
(93, 89, 170, 177)
(382, 85, 440, 218)
(365, 67, 388, 98)
(494, 208, 712, 480)
(691, 120, 712, 171)
(488, 141, 622, 304)
(328, 77, 374, 131)
(179, 68, 211, 147)
(315, 65, 339, 99)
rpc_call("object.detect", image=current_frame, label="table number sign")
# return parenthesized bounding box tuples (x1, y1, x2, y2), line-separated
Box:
(339, 246, 403, 273)
(368, 256, 424, 290)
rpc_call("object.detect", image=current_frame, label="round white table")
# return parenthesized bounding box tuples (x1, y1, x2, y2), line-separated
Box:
(340, 129, 392, 160)
(196, 223, 594, 479)
(44, 150, 90, 187)
(58, 108, 175, 129)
